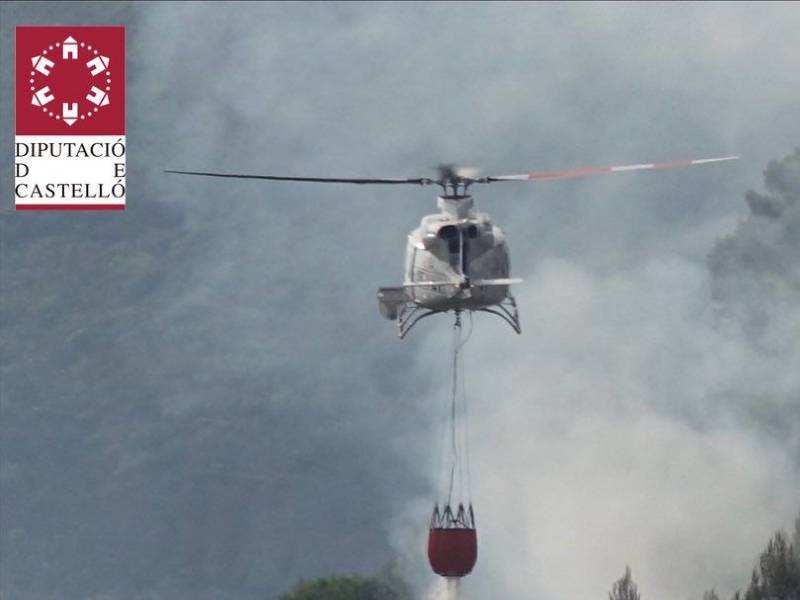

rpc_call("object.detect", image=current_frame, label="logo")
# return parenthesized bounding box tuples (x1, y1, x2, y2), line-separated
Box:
(15, 26, 125, 210)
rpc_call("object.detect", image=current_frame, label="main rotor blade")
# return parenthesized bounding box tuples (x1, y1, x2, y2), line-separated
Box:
(485, 155, 739, 183)
(165, 169, 433, 186)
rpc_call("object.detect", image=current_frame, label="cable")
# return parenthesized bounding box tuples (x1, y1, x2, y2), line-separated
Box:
(440, 310, 475, 518)
(462, 313, 473, 503)
(446, 315, 461, 506)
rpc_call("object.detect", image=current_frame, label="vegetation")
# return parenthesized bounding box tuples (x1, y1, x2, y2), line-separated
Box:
(275, 568, 412, 600)
(731, 528, 799, 600)
(283, 524, 800, 600)
(612, 512, 800, 600)
(609, 566, 641, 600)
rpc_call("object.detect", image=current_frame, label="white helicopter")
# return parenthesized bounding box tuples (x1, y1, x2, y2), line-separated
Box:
(167, 154, 737, 338)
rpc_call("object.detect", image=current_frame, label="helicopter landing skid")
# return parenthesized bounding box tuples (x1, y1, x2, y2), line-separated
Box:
(474, 294, 521, 335)
(396, 295, 521, 339)
(397, 303, 440, 339)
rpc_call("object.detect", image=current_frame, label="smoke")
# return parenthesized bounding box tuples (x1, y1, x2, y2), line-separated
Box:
(394, 151, 800, 600)
(426, 578, 460, 600)
(4, 3, 800, 599)
(709, 149, 800, 345)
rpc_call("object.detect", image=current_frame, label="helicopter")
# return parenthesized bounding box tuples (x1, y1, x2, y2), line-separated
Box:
(166, 154, 738, 338)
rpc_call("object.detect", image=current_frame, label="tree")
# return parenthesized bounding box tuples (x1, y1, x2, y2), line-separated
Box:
(609, 566, 642, 600)
(740, 530, 799, 600)
(743, 570, 762, 600)
(275, 569, 412, 600)
(703, 589, 721, 600)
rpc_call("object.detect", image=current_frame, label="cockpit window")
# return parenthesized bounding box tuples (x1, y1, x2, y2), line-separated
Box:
(437, 224, 473, 275)
(438, 225, 460, 254)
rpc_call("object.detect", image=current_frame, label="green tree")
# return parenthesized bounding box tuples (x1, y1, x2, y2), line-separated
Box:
(703, 589, 721, 600)
(743, 570, 762, 600)
(739, 529, 799, 600)
(609, 566, 642, 600)
(275, 569, 411, 600)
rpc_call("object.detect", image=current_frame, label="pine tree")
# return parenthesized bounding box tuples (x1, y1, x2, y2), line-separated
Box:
(609, 566, 642, 600)
(704, 589, 721, 600)
(743, 569, 762, 600)
(762, 532, 798, 599)
(275, 569, 412, 600)
(740, 531, 799, 600)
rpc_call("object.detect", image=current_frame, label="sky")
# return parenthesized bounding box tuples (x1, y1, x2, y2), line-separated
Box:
(2, 2, 799, 600)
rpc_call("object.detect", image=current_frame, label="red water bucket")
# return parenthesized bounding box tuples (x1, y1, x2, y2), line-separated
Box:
(427, 527, 477, 577)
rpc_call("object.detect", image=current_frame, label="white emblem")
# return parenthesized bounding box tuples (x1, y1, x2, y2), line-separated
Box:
(27, 35, 113, 126)
(31, 86, 54, 106)
(86, 55, 110, 76)
(62, 36, 78, 60)
(86, 86, 110, 106)
(62, 102, 78, 126)
(31, 55, 54, 76)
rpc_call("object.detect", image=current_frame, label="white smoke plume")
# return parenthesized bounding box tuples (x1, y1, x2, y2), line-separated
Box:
(425, 578, 459, 600)
(396, 151, 800, 600)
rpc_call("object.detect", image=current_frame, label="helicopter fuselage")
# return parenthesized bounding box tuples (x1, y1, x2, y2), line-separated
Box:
(404, 196, 511, 311)
(377, 194, 521, 337)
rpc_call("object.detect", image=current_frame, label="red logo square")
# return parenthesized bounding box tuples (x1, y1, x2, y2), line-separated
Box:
(16, 26, 125, 135)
